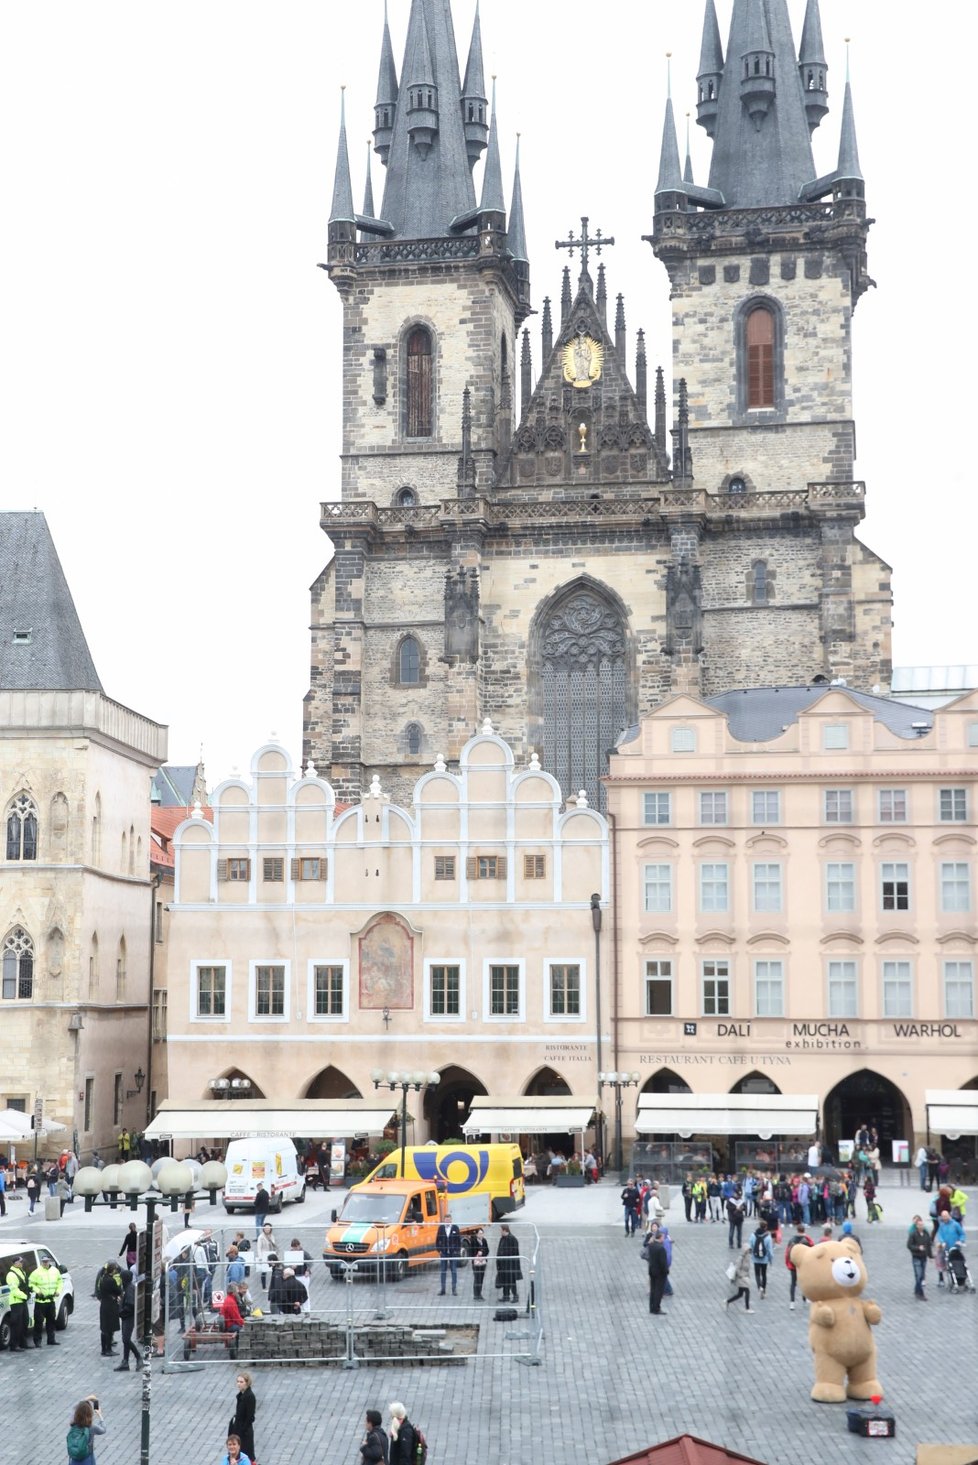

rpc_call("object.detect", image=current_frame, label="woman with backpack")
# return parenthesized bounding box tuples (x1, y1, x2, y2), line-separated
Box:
(723, 1244, 754, 1313)
(388, 1402, 417, 1465)
(750, 1221, 773, 1298)
(66, 1397, 105, 1464)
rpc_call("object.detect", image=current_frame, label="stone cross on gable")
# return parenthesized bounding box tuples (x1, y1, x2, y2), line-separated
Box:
(555, 216, 615, 279)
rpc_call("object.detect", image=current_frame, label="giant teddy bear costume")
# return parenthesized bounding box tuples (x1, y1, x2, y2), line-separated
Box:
(792, 1238, 884, 1403)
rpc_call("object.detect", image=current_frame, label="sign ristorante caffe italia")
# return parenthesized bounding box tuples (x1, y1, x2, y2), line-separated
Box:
(633, 1019, 975, 1066)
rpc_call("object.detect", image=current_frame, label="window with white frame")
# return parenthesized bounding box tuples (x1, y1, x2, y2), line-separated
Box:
(427, 962, 462, 1018)
(940, 862, 971, 913)
(754, 959, 784, 1017)
(944, 960, 975, 1019)
(825, 862, 856, 913)
(823, 723, 849, 751)
(878, 788, 907, 823)
(485, 961, 523, 1019)
(547, 962, 583, 1018)
(699, 863, 729, 913)
(644, 959, 673, 1016)
(701, 959, 730, 1016)
(827, 959, 858, 1018)
(643, 791, 672, 826)
(882, 959, 913, 1018)
(752, 862, 783, 913)
(880, 862, 910, 912)
(939, 787, 968, 823)
(194, 964, 227, 1018)
(250, 962, 288, 1020)
(823, 788, 853, 824)
(751, 789, 781, 825)
(643, 864, 673, 914)
(670, 727, 696, 753)
(311, 963, 346, 1018)
(699, 790, 728, 826)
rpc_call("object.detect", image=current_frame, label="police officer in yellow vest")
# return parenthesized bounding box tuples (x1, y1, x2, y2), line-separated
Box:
(29, 1254, 63, 1346)
(4, 1256, 30, 1351)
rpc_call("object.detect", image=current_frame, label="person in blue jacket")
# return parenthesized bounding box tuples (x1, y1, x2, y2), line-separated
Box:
(936, 1209, 966, 1250)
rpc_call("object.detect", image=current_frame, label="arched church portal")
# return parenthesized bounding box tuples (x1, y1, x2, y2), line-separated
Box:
(529, 580, 633, 811)
(823, 1069, 911, 1153)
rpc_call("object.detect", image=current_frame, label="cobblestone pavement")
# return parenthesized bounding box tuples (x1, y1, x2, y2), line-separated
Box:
(2, 1178, 975, 1464)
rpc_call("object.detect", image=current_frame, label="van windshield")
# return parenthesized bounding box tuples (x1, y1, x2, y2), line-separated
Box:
(339, 1194, 405, 1225)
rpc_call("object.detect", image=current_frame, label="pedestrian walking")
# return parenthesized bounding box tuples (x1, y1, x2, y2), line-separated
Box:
(435, 1211, 462, 1295)
(620, 1179, 641, 1235)
(66, 1398, 106, 1464)
(253, 1184, 270, 1238)
(495, 1223, 522, 1304)
(255, 1223, 277, 1289)
(681, 1174, 693, 1223)
(785, 1222, 813, 1309)
(25, 1168, 40, 1214)
(907, 1215, 933, 1300)
(359, 1409, 389, 1465)
(119, 1221, 139, 1269)
(646, 1231, 669, 1314)
(29, 1253, 62, 1346)
(387, 1403, 416, 1465)
(726, 1191, 746, 1249)
(115, 1268, 142, 1370)
(469, 1228, 489, 1299)
(229, 1371, 257, 1463)
(4, 1255, 30, 1351)
(98, 1262, 122, 1356)
(750, 1221, 773, 1298)
(724, 1245, 754, 1313)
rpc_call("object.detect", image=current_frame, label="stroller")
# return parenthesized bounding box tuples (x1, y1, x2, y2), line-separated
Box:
(945, 1244, 976, 1294)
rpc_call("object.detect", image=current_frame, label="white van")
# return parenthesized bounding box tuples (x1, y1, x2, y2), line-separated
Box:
(222, 1136, 305, 1214)
(0, 1240, 75, 1349)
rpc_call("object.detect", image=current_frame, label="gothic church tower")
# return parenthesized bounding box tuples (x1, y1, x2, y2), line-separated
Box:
(307, 0, 891, 808)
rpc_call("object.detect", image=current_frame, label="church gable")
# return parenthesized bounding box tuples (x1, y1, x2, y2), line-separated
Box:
(503, 275, 667, 495)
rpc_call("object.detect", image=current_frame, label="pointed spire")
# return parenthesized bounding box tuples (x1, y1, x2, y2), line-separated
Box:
(560, 266, 572, 325)
(457, 385, 476, 496)
(635, 330, 647, 417)
(835, 74, 863, 192)
(373, 0, 399, 165)
(683, 114, 694, 185)
(740, 0, 776, 129)
(596, 264, 607, 323)
(461, 0, 489, 168)
(520, 329, 532, 418)
(615, 293, 626, 366)
(479, 77, 505, 215)
(506, 135, 528, 262)
(798, 0, 829, 131)
(329, 88, 356, 227)
(541, 296, 553, 359)
(362, 140, 375, 219)
(695, 0, 724, 138)
(655, 91, 686, 208)
(654, 364, 666, 453)
(404, 0, 439, 159)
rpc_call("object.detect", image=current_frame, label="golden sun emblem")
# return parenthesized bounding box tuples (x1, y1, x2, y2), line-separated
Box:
(562, 328, 602, 388)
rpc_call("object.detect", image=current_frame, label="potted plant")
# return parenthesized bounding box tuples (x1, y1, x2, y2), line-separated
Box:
(555, 1160, 585, 1188)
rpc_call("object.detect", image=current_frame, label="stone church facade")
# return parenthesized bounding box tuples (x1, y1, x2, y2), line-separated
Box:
(305, 0, 891, 808)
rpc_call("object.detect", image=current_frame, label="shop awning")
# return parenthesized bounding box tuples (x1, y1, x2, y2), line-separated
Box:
(926, 1089, 978, 1137)
(144, 1100, 396, 1141)
(635, 1093, 819, 1138)
(462, 1095, 597, 1135)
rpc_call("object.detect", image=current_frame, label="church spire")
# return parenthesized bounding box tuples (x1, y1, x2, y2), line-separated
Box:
(362, 140, 375, 219)
(655, 85, 686, 212)
(798, 0, 829, 131)
(695, 0, 724, 139)
(507, 135, 528, 260)
(541, 295, 553, 358)
(329, 89, 356, 229)
(834, 72, 863, 198)
(373, 0, 399, 166)
(683, 113, 694, 185)
(461, 0, 489, 168)
(479, 77, 505, 215)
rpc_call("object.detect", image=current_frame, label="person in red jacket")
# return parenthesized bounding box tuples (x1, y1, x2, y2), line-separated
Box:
(220, 1284, 245, 1334)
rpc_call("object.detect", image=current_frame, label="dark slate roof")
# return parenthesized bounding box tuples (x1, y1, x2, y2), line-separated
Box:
(706, 0, 818, 206)
(151, 766, 199, 806)
(0, 511, 103, 692)
(706, 686, 934, 741)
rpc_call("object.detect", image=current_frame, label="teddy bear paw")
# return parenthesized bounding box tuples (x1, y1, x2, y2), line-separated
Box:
(810, 1382, 847, 1404)
(847, 1380, 883, 1400)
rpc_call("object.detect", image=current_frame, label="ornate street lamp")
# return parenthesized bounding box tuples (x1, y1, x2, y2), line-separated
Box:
(370, 1069, 441, 1176)
(598, 1071, 641, 1175)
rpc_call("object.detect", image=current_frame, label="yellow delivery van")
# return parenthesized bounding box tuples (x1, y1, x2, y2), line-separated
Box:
(361, 1143, 524, 1218)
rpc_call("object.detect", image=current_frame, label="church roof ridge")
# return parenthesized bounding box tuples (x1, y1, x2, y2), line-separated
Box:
(0, 510, 103, 693)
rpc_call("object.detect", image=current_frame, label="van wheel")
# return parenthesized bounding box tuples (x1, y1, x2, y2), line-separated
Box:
(225, 1207, 236, 1215)
(298, 1184, 306, 1204)
(0, 1318, 10, 1351)
(56, 1298, 72, 1331)
(390, 1253, 408, 1283)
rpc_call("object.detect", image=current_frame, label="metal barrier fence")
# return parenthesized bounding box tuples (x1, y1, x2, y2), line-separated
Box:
(157, 1221, 542, 1370)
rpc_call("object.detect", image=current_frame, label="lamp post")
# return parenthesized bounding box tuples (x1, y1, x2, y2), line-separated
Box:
(598, 1071, 640, 1176)
(126, 1068, 146, 1101)
(590, 893, 604, 1165)
(209, 1077, 253, 1099)
(370, 1070, 441, 1176)
(73, 1157, 228, 1465)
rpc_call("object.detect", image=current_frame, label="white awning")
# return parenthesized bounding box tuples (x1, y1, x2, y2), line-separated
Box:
(635, 1092, 819, 1138)
(462, 1096, 597, 1135)
(144, 1101, 396, 1141)
(926, 1090, 978, 1137)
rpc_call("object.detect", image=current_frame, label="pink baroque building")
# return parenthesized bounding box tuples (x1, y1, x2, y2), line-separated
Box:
(604, 685, 978, 1172)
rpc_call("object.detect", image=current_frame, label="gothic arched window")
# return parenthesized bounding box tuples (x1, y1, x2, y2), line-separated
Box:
(6, 792, 38, 861)
(532, 585, 630, 812)
(746, 304, 775, 408)
(394, 486, 418, 507)
(405, 326, 433, 438)
(397, 636, 422, 685)
(751, 560, 770, 604)
(405, 723, 423, 756)
(2, 926, 34, 1000)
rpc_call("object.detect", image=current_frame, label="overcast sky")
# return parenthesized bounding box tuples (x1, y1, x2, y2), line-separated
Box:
(1, 2, 973, 785)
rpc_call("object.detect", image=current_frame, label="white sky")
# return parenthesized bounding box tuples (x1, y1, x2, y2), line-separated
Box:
(1, 2, 973, 784)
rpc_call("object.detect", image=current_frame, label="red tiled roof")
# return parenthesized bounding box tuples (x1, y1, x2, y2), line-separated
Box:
(608, 1438, 768, 1465)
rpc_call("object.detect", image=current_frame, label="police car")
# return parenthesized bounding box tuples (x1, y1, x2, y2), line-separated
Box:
(0, 1241, 75, 1347)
